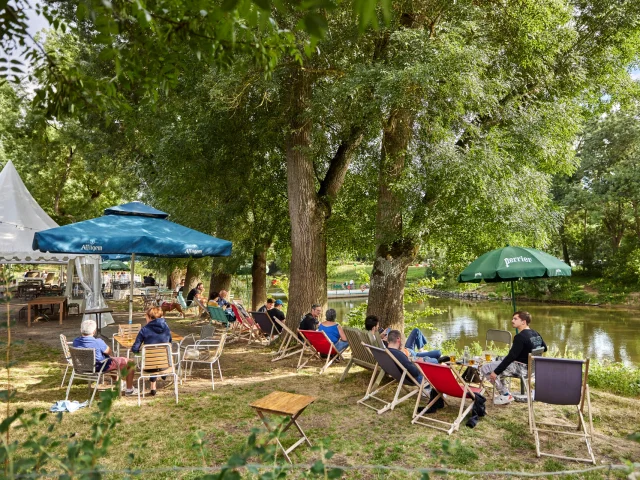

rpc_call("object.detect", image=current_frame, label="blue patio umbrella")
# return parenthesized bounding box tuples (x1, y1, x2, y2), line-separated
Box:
(33, 201, 232, 322)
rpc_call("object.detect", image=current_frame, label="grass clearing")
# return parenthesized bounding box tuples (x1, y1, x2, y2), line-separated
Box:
(2, 302, 639, 479)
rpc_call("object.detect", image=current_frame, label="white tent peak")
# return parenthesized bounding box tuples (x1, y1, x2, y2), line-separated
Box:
(0, 160, 77, 264)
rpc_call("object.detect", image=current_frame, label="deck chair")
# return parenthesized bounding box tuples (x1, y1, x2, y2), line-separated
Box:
(271, 317, 307, 362)
(357, 344, 422, 414)
(208, 306, 231, 327)
(250, 311, 277, 344)
(177, 292, 198, 316)
(340, 327, 385, 382)
(137, 343, 179, 406)
(182, 333, 227, 390)
(44, 272, 56, 288)
(411, 362, 485, 435)
(230, 303, 256, 342)
(485, 329, 512, 349)
(297, 330, 348, 374)
(59, 334, 73, 388)
(65, 347, 116, 406)
(527, 355, 595, 464)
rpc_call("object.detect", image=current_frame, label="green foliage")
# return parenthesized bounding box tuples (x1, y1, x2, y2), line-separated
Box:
(588, 362, 640, 398)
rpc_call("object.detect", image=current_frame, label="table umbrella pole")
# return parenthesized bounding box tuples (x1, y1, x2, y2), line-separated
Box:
(129, 253, 135, 324)
(511, 280, 516, 313)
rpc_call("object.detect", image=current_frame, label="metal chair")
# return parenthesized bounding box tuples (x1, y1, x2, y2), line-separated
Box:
(59, 334, 73, 388)
(137, 343, 179, 406)
(485, 329, 512, 350)
(528, 355, 595, 464)
(65, 347, 115, 406)
(182, 333, 227, 390)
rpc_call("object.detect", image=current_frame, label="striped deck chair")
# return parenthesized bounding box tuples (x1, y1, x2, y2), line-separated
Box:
(250, 311, 277, 345)
(271, 317, 306, 362)
(297, 330, 348, 374)
(411, 362, 485, 435)
(358, 343, 422, 414)
(340, 327, 385, 382)
(230, 303, 255, 342)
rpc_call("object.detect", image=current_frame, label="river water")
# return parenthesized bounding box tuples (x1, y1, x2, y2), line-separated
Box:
(328, 297, 640, 366)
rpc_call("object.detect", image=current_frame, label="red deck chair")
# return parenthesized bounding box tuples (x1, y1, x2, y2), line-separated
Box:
(230, 303, 255, 343)
(411, 362, 485, 435)
(297, 330, 348, 374)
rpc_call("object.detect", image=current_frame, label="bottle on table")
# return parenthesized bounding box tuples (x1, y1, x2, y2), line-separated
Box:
(463, 346, 470, 364)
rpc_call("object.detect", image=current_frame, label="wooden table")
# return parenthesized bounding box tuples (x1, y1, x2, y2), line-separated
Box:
(250, 391, 317, 463)
(27, 296, 67, 327)
(114, 332, 185, 358)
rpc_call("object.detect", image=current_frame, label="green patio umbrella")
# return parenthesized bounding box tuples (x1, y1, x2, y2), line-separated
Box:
(457, 246, 571, 312)
(101, 260, 130, 271)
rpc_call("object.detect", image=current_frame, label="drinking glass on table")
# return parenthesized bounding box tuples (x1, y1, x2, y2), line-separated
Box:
(484, 352, 492, 362)
(449, 355, 456, 363)
(468, 358, 475, 366)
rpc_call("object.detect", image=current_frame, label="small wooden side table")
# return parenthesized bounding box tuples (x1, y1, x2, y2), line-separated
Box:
(250, 391, 317, 463)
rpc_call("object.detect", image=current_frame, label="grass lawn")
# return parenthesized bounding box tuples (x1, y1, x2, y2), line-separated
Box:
(2, 304, 639, 479)
(324, 263, 426, 290)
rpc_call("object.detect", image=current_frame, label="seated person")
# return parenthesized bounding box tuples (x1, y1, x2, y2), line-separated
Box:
(299, 304, 321, 331)
(218, 290, 236, 321)
(317, 308, 349, 352)
(364, 315, 442, 364)
(207, 291, 220, 307)
(386, 330, 423, 385)
(186, 282, 206, 313)
(132, 306, 172, 396)
(258, 298, 274, 313)
(268, 299, 286, 334)
(479, 311, 547, 405)
(73, 319, 137, 395)
(175, 279, 185, 293)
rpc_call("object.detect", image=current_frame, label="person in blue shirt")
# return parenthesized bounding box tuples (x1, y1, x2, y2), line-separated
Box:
(73, 319, 137, 395)
(132, 306, 172, 396)
(317, 308, 349, 352)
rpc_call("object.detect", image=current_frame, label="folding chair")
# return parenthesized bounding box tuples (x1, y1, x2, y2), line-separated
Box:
(528, 355, 595, 464)
(230, 303, 256, 342)
(182, 333, 227, 390)
(271, 317, 306, 362)
(297, 330, 348, 374)
(177, 292, 199, 316)
(137, 343, 179, 406)
(340, 327, 384, 382)
(59, 334, 73, 388)
(411, 362, 485, 435)
(357, 344, 421, 414)
(485, 329, 512, 349)
(250, 311, 277, 344)
(208, 306, 231, 327)
(65, 347, 117, 406)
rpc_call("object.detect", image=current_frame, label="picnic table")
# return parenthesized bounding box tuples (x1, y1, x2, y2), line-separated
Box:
(250, 391, 317, 463)
(27, 296, 67, 327)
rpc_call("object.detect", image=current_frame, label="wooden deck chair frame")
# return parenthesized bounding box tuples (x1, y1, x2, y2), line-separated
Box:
(271, 318, 307, 362)
(411, 362, 485, 435)
(339, 327, 385, 382)
(527, 355, 595, 464)
(59, 334, 73, 388)
(357, 343, 422, 414)
(181, 333, 227, 390)
(230, 304, 254, 342)
(137, 343, 179, 406)
(250, 311, 277, 345)
(65, 347, 117, 406)
(297, 330, 347, 374)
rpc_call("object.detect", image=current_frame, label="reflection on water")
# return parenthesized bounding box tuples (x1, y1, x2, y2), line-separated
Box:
(328, 297, 640, 366)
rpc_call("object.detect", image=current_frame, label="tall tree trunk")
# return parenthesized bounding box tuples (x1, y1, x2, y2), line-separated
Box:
(286, 67, 326, 329)
(367, 109, 417, 330)
(183, 261, 200, 293)
(251, 242, 269, 311)
(285, 67, 365, 330)
(209, 272, 232, 295)
(169, 267, 183, 290)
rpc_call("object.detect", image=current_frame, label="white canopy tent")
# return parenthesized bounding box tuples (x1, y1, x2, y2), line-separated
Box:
(0, 160, 113, 327)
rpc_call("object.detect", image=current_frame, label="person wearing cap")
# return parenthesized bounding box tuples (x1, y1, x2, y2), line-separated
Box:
(258, 298, 274, 314)
(269, 299, 286, 334)
(73, 319, 137, 396)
